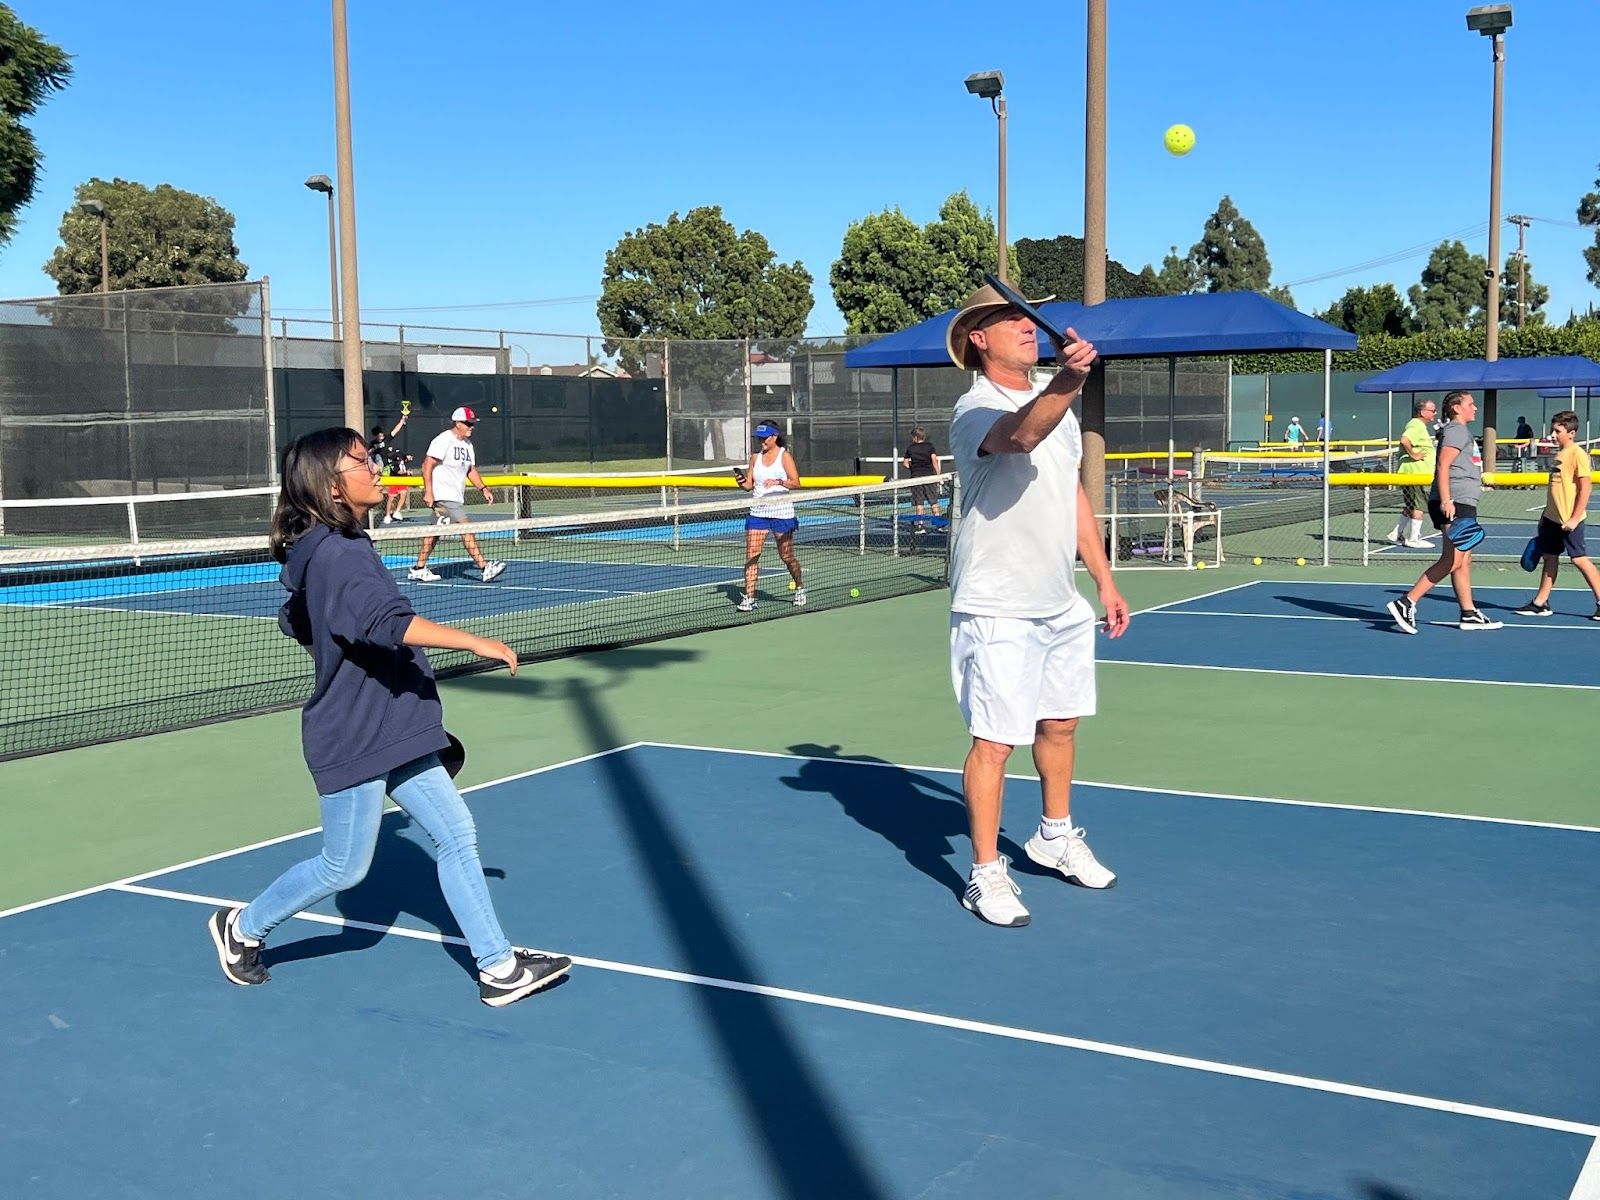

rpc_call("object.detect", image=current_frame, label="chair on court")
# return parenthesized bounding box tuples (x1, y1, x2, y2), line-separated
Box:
(1153, 484, 1223, 566)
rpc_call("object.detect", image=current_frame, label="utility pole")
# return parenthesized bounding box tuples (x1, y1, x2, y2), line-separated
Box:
(1507, 213, 1531, 328)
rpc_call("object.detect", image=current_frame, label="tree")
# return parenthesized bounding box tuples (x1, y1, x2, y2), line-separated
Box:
(1579, 164, 1600, 288)
(44, 178, 248, 293)
(1407, 240, 1487, 331)
(0, 7, 70, 253)
(830, 191, 1009, 335)
(1014, 234, 1154, 302)
(597, 205, 813, 343)
(1318, 283, 1413, 337)
(1189, 195, 1273, 293)
(1502, 253, 1549, 328)
(829, 207, 938, 335)
(1146, 244, 1199, 295)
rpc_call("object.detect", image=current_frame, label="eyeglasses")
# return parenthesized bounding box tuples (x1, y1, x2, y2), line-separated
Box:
(338, 456, 380, 476)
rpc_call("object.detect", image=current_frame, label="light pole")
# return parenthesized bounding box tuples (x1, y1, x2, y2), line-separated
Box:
(1507, 213, 1530, 327)
(1081, 0, 1108, 529)
(331, 0, 365, 433)
(304, 174, 341, 341)
(76, 199, 110, 293)
(1467, 3, 1511, 471)
(964, 70, 1008, 283)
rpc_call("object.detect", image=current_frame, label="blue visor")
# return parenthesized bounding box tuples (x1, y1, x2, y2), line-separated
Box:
(753, 422, 780, 439)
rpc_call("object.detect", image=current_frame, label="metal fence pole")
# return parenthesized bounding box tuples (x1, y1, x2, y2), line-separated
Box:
(663, 339, 673, 469)
(1321, 349, 1332, 567)
(122, 291, 137, 493)
(262, 277, 279, 484)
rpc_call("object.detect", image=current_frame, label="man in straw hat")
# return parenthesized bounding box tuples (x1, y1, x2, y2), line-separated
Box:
(945, 282, 1129, 928)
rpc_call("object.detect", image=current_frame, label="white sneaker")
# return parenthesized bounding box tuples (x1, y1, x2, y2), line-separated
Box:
(1403, 538, 1436, 549)
(479, 560, 507, 583)
(962, 857, 1030, 927)
(736, 594, 756, 613)
(792, 587, 807, 608)
(407, 566, 441, 583)
(1384, 530, 1402, 545)
(382, 515, 394, 525)
(1025, 827, 1118, 889)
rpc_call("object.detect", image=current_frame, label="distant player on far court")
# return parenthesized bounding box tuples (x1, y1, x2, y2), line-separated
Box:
(1385, 398, 1437, 549)
(1514, 410, 1600, 620)
(408, 406, 506, 583)
(945, 282, 1130, 928)
(1284, 417, 1307, 448)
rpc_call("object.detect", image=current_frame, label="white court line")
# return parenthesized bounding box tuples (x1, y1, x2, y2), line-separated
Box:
(1252, 578, 1592, 594)
(0, 743, 641, 923)
(634, 741, 1600, 834)
(107, 879, 1600, 1142)
(1146, 608, 1600, 631)
(1131, 579, 1262, 616)
(1100, 657, 1600, 693)
(1572, 1138, 1600, 1200)
(2, 600, 274, 620)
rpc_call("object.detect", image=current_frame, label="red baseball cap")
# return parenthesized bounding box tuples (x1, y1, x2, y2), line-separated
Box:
(450, 407, 477, 424)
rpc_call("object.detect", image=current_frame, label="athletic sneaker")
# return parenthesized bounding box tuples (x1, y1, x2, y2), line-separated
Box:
(736, 594, 757, 613)
(1403, 538, 1436, 549)
(1591, 607, 1600, 623)
(408, 565, 441, 583)
(382, 515, 394, 525)
(479, 949, 572, 1007)
(478, 560, 507, 583)
(792, 587, 807, 608)
(1025, 827, 1118, 889)
(1386, 595, 1418, 634)
(207, 906, 269, 987)
(961, 857, 1030, 927)
(1458, 609, 1503, 631)
(1384, 529, 1402, 545)
(1513, 600, 1553, 617)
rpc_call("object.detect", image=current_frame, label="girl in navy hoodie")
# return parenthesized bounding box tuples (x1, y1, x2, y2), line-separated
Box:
(207, 428, 569, 1007)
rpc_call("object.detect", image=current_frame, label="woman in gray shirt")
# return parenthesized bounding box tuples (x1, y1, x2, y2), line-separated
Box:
(1385, 391, 1503, 632)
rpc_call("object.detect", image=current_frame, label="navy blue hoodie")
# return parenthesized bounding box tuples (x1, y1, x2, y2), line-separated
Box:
(278, 524, 449, 793)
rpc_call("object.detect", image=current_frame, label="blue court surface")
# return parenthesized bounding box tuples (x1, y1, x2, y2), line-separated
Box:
(4, 743, 1597, 1198)
(1104, 579, 1600, 688)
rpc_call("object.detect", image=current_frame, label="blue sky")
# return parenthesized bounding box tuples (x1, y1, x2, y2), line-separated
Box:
(1, 0, 1596, 347)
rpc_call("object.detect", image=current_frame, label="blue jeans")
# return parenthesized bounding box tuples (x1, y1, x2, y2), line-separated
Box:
(238, 754, 512, 972)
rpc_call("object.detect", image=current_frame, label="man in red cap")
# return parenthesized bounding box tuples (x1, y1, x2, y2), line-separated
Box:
(408, 406, 506, 583)
(944, 283, 1129, 928)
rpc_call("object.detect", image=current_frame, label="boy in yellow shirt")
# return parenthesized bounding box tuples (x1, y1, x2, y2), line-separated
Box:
(1514, 410, 1600, 619)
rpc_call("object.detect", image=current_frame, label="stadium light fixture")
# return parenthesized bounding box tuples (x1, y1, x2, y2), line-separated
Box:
(304, 174, 341, 340)
(1465, 4, 1512, 35)
(964, 71, 1008, 282)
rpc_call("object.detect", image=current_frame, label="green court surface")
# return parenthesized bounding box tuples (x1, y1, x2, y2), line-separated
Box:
(1, 560, 1592, 914)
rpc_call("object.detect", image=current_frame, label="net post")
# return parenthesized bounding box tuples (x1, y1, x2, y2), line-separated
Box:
(1360, 481, 1370, 567)
(1108, 478, 1119, 571)
(127, 499, 142, 566)
(671, 485, 681, 551)
(858, 492, 866, 555)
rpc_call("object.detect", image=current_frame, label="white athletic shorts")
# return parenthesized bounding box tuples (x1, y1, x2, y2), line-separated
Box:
(950, 595, 1098, 746)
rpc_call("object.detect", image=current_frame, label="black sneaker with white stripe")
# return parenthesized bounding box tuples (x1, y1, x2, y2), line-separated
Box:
(1457, 609, 1503, 631)
(1386, 595, 1418, 634)
(207, 906, 269, 986)
(479, 949, 572, 1007)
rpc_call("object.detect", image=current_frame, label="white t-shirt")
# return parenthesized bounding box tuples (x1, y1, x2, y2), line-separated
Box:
(948, 374, 1082, 618)
(425, 431, 476, 503)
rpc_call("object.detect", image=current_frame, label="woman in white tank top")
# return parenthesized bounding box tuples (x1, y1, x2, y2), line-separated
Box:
(734, 421, 804, 612)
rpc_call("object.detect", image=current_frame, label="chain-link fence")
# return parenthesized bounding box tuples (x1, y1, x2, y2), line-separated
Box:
(0, 282, 272, 524)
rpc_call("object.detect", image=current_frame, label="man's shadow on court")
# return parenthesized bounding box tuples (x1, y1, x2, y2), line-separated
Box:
(261, 820, 509, 980)
(779, 742, 1035, 901)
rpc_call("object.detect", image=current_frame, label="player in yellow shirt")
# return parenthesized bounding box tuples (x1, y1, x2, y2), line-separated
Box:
(1514, 410, 1600, 619)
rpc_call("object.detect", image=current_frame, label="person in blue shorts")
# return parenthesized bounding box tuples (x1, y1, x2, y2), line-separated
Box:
(1513, 410, 1600, 619)
(734, 421, 804, 612)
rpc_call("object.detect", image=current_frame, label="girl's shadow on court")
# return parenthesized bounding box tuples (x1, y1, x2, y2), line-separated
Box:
(779, 742, 1030, 900)
(261, 818, 503, 979)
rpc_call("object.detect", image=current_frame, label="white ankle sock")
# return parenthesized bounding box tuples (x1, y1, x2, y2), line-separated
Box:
(971, 858, 1001, 875)
(485, 953, 519, 980)
(1040, 816, 1074, 840)
(229, 909, 260, 947)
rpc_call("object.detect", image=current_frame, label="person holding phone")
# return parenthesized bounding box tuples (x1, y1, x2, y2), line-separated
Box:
(733, 421, 804, 612)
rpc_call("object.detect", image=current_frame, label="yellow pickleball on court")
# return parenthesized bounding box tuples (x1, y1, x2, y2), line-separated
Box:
(1164, 124, 1195, 156)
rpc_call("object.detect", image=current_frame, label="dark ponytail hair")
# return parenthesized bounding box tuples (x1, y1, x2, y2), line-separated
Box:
(269, 427, 366, 562)
(1441, 391, 1473, 422)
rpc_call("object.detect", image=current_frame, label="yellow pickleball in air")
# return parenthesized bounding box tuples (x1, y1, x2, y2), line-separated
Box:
(1164, 124, 1195, 156)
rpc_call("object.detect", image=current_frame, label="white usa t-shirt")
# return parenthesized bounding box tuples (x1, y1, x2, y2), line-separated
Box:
(948, 374, 1081, 618)
(425, 431, 475, 503)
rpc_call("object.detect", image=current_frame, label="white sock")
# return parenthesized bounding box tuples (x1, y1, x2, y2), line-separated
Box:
(484, 952, 519, 980)
(1039, 815, 1074, 840)
(229, 909, 260, 947)
(971, 858, 1001, 875)
(1410, 518, 1427, 540)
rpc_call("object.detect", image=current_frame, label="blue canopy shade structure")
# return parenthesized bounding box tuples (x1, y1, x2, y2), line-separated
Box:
(843, 292, 1354, 369)
(1354, 356, 1600, 393)
(1538, 385, 1600, 398)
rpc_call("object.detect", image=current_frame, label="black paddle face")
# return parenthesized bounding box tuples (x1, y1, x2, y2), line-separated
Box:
(980, 273, 1074, 350)
(441, 732, 467, 780)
